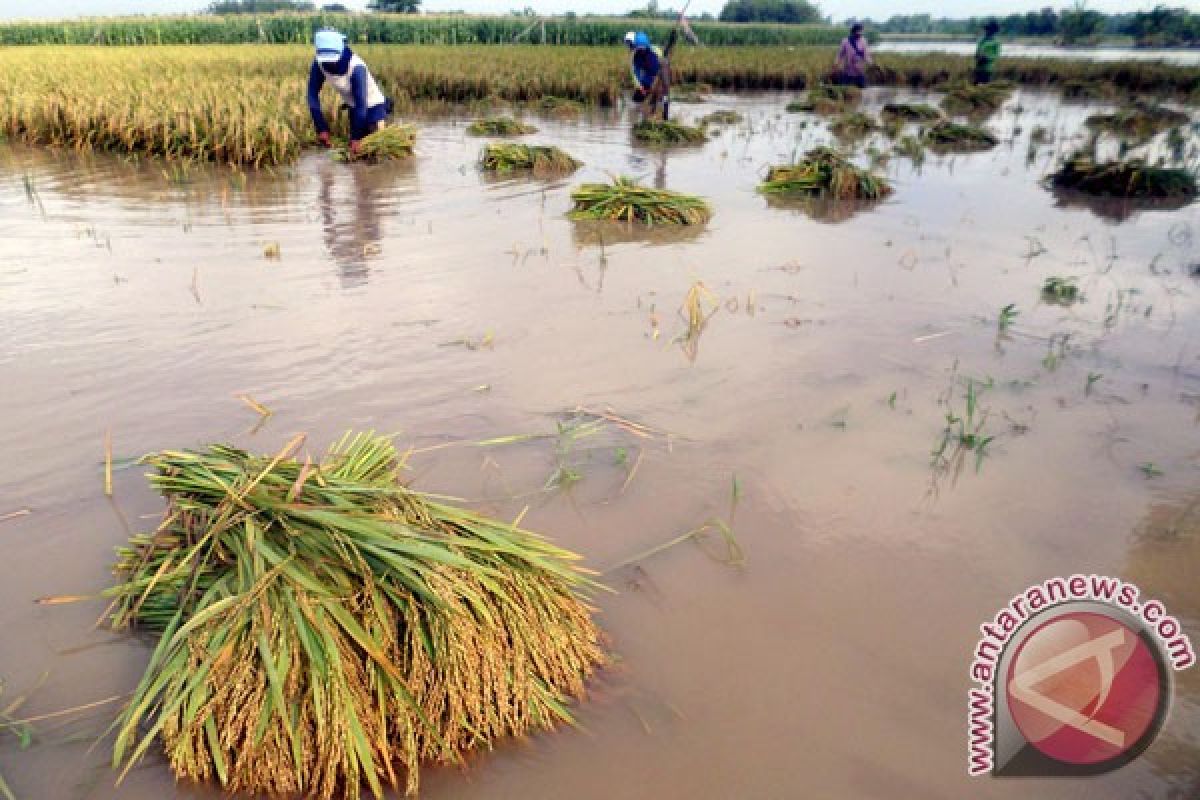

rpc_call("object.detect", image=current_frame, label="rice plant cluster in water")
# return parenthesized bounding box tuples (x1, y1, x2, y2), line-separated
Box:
(881, 102, 942, 122)
(1048, 152, 1198, 199)
(106, 433, 604, 799)
(924, 120, 999, 152)
(480, 143, 581, 174)
(1085, 102, 1191, 142)
(700, 110, 743, 126)
(786, 83, 861, 115)
(759, 146, 893, 200)
(466, 116, 537, 136)
(940, 82, 1014, 117)
(570, 176, 711, 225)
(829, 111, 879, 139)
(632, 119, 708, 145)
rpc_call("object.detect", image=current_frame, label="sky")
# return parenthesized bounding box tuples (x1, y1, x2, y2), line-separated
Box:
(4, 0, 1197, 21)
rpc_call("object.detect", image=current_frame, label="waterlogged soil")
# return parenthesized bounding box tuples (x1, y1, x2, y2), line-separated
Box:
(1, 89, 1198, 799)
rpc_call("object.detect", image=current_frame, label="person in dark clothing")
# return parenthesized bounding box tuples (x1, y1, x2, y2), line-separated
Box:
(974, 20, 1002, 85)
(307, 29, 390, 156)
(625, 31, 671, 121)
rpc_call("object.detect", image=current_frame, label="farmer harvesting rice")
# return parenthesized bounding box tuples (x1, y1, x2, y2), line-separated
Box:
(974, 20, 1002, 85)
(307, 28, 391, 156)
(625, 31, 671, 121)
(834, 23, 872, 89)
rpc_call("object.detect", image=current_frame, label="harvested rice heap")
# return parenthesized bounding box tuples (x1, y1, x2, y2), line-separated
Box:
(107, 433, 604, 800)
(940, 81, 1014, 117)
(632, 119, 708, 145)
(570, 176, 711, 225)
(760, 146, 892, 200)
(466, 116, 538, 136)
(1049, 152, 1198, 199)
(923, 120, 999, 152)
(786, 83, 861, 115)
(335, 125, 417, 162)
(480, 143, 581, 174)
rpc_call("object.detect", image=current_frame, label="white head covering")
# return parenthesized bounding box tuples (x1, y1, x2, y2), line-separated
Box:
(314, 29, 346, 63)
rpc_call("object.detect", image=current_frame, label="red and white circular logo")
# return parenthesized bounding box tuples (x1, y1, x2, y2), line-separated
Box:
(1005, 611, 1166, 768)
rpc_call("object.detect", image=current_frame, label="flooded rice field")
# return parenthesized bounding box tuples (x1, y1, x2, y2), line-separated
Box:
(1, 88, 1198, 799)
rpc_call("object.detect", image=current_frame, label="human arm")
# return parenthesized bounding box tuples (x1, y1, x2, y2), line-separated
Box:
(307, 61, 330, 143)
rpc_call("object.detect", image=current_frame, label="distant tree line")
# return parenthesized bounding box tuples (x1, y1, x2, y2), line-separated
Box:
(863, 6, 1200, 47)
(718, 0, 823, 25)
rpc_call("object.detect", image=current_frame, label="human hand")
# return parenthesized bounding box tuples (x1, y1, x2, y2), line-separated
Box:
(317, 131, 331, 149)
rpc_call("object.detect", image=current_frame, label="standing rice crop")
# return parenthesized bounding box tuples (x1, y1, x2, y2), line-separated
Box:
(759, 146, 892, 199)
(570, 176, 711, 225)
(107, 433, 604, 799)
(480, 143, 580, 174)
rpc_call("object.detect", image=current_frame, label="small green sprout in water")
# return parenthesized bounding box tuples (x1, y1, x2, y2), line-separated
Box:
(998, 304, 1019, 332)
(887, 391, 897, 409)
(1041, 276, 1080, 305)
(614, 447, 628, 467)
(933, 379, 995, 475)
(1086, 372, 1103, 395)
(1139, 462, 1164, 478)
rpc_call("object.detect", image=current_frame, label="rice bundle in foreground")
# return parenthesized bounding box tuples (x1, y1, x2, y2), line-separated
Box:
(924, 120, 998, 152)
(1048, 153, 1198, 199)
(466, 116, 538, 136)
(107, 433, 604, 799)
(335, 125, 417, 162)
(759, 147, 893, 200)
(632, 119, 708, 145)
(480, 143, 581, 174)
(570, 176, 711, 225)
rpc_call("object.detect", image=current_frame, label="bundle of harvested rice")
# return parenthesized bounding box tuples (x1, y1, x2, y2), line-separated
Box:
(466, 116, 537, 136)
(632, 119, 708, 145)
(1085, 102, 1190, 142)
(334, 125, 417, 162)
(570, 176, 711, 225)
(480, 143, 581, 174)
(107, 433, 604, 800)
(941, 82, 1013, 116)
(881, 102, 942, 122)
(924, 120, 998, 152)
(1059, 79, 1116, 101)
(700, 110, 743, 126)
(829, 111, 879, 139)
(759, 146, 892, 199)
(787, 83, 861, 115)
(1048, 152, 1198, 199)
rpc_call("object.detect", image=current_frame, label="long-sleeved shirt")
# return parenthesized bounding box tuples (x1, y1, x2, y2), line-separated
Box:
(835, 36, 871, 78)
(632, 46, 665, 91)
(976, 36, 1001, 74)
(307, 49, 387, 141)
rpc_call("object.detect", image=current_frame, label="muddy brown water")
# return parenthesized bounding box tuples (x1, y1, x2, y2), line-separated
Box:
(1, 89, 1198, 799)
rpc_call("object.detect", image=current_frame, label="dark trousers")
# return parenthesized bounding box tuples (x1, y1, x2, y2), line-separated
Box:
(836, 73, 867, 89)
(973, 69, 993, 86)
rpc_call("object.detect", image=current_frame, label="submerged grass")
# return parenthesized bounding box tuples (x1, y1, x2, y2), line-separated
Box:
(1085, 102, 1191, 142)
(466, 116, 537, 136)
(924, 120, 999, 152)
(632, 119, 708, 145)
(1049, 152, 1198, 199)
(569, 176, 711, 226)
(479, 143, 580, 174)
(759, 146, 892, 199)
(106, 432, 604, 799)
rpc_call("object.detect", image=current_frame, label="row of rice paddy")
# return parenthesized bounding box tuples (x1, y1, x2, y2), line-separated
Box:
(2, 45, 1199, 166)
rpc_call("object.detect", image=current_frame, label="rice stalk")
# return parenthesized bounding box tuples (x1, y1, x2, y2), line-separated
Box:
(923, 120, 998, 152)
(335, 125, 416, 163)
(786, 83, 861, 115)
(107, 432, 605, 799)
(700, 110, 743, 126)
(569, 176, 711, 226)
(1085, 101, 1190, 142)
(1048, 152, 1198, 199)
(479, 143, 581, 175)
(881, 102, 942, 122)
(829, 111, 879, 139)
(759, 146, 892, 199)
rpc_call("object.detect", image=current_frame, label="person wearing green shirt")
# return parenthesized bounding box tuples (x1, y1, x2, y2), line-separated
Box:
(974, 20, 1001, 85)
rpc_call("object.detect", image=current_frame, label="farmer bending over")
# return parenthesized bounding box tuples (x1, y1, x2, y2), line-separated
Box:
(974, 20, 1001, 85)
(307, 29, 391, 156)
(834, 23, 872, 89)
(625, 31, 671, 121)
